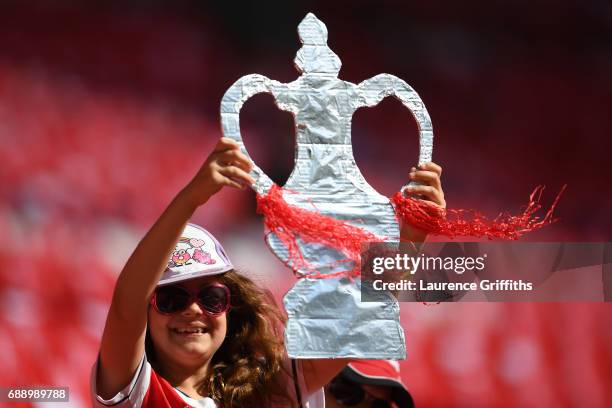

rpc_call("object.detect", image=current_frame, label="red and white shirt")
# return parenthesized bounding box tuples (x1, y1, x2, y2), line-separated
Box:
(90, 354, 325, 408)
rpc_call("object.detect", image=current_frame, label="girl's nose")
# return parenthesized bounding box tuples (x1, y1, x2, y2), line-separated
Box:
(181, 300, 204, 316)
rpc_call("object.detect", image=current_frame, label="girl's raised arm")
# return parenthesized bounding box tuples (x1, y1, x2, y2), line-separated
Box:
(96, 138, 254, 398)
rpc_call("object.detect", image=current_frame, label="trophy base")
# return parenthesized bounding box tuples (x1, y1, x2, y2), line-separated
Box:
(283, 277, 406, 359)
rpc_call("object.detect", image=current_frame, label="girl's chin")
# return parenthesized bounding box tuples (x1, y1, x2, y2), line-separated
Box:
(168, 336, 218, 355)
(170, 336, 211, 349)
(169, 344, 214, 362)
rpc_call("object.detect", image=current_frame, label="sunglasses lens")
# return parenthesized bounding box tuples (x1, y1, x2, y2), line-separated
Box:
(371, 400, 392, 408)
(328, 376, 365, 406)
(198, 285, 230, 315)
(155, 286, 190, 313)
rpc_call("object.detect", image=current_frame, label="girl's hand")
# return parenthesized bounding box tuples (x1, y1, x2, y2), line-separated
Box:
(400, 162, 445, 242)
(405, 162, 446, 208)
(182, 137, 255, 207)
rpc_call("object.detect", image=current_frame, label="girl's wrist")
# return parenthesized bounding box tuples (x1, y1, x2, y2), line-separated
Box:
(176, 186, 209, 213)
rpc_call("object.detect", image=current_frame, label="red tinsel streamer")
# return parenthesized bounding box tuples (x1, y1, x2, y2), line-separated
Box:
(392, 184, 566, 240)
(256, 183, 566, 279)
(256, 184, 380, 278)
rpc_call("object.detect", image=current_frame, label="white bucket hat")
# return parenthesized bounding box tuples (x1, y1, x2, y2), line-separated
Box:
(158, 223, 234, 286)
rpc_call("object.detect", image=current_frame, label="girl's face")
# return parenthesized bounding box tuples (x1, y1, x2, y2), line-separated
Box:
(148, 276, 228, 369)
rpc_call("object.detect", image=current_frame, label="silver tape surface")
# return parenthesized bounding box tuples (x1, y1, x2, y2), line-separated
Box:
(220, 13, 434, 358)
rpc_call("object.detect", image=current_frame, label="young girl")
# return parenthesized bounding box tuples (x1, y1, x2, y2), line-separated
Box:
(91, 137, 444, 407)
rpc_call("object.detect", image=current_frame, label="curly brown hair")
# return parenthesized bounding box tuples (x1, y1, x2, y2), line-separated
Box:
(146, 270, 294, 407)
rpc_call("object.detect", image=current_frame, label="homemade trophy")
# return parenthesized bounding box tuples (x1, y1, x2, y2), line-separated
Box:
(220, 13, 433, 358)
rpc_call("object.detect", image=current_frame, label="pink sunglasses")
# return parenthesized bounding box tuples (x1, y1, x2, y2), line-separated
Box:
(151, 283, 231, 316)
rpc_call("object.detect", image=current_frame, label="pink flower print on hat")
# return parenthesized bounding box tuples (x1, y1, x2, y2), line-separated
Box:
(192, 248, 216, 265)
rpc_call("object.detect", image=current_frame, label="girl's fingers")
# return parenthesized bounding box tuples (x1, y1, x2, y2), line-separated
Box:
(213, 137, 240, 152)
(221, 176, 245, 190)
(409, 170, 441, 190)
(217, 149, 253, 172)
(219, 165, 256, 186)
(405, 185, 445, 207)
(417, 162, 442, 176)
(407, 162, 445, 207)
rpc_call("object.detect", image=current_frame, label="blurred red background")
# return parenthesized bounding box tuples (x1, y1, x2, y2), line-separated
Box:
(0, 1, 611, 407)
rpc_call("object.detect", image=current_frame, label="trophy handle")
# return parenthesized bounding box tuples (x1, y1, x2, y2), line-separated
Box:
(357, 74, 434, 194)
(220, 74, 283, 195)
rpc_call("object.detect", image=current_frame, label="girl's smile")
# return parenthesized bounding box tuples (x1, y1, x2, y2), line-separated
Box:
(170, 326, 209, 336)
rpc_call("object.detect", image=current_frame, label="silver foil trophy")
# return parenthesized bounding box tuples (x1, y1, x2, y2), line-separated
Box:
(220, 13, 433, 358)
